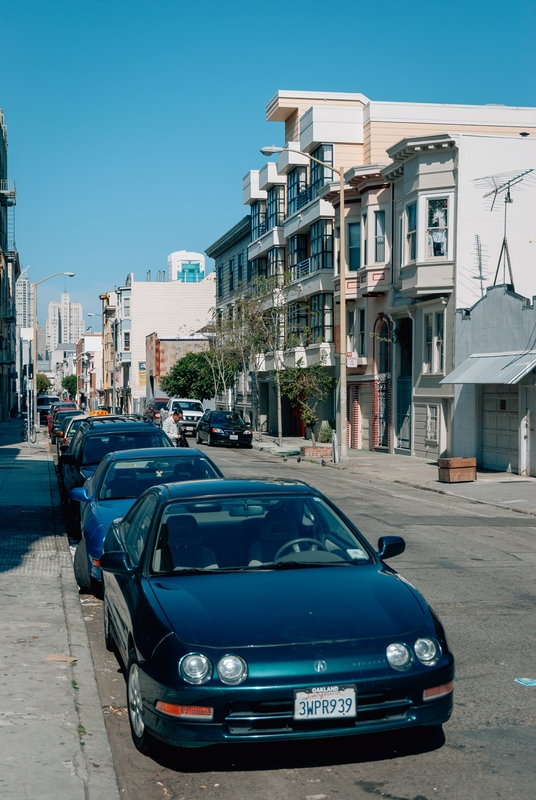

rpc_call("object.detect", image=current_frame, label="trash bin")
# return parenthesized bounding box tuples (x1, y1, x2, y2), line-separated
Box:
(438, 457, 477, 483)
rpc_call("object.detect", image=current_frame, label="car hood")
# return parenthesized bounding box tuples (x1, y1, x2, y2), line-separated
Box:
(150, 567, 427, 648)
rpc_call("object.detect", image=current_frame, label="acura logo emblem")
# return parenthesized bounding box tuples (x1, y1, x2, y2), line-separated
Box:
(314, 660, 327, 673)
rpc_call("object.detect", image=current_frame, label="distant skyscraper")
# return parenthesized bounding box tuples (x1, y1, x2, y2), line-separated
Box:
(46, 292, 84, 352)
(167, 251, 205, 283)
(16, 270, 33, 327)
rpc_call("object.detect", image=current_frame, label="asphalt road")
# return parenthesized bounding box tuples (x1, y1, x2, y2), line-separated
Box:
(80, 445, 536, 800)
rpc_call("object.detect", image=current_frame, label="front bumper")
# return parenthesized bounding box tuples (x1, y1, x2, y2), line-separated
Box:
(209, 432, 253, 447)
(136, 661, 454, 747)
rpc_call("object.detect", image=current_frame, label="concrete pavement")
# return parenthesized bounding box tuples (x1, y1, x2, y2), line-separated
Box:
(253, 434, 536, 516)
(0, 419, 120, 800)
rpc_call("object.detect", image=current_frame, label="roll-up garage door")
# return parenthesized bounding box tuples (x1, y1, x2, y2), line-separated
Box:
(482, 385, 518, 472)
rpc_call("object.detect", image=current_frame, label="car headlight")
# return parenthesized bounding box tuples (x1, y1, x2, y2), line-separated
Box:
(211, 427, 224, 434)
(386, 642, 413, 671)
(179, 653, 212, 684)
(414, 637, 440, 666)
(243, 429, 252, 435)
(217, 655, 247, 685)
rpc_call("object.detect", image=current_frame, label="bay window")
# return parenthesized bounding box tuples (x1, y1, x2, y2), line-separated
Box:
(310, 144, 333, 196)
(310, 293, 333, 344)
(427, 198, 448, 258)
(348, 223, 361, 271)
(375, 210, 386, 262)
(287, 166, 307, 216)
(407, 203, 417, 262)
(251, 200, 267, 240)
(310, 219, 333, 272)
(266, 185, 285, 230)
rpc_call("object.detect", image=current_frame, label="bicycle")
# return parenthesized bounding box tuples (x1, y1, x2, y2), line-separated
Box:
(20, 419, 38, 444)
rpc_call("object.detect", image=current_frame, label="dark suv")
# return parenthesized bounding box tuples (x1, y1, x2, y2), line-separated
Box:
(60, 416, 174, 534)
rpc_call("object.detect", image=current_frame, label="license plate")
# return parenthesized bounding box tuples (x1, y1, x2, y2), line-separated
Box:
(185, 427, 193, 432)
(229, 435, 238, 440)
(294, 685, 356, 720)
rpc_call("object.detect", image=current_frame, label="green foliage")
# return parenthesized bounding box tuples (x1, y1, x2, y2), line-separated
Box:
(159, 352, 216, 402)
(36, 373, 51, 392)
(318, 420, 333, 443)
(62, 374, 78, 397)
(279, 356, 334, 440)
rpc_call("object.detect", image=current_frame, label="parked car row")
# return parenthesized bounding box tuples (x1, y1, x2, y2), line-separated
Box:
(52, 404, 454, 759)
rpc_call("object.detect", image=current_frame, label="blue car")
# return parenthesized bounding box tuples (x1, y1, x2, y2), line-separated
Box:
(100, 478, 454, 755)
(69, 448, 223, 594)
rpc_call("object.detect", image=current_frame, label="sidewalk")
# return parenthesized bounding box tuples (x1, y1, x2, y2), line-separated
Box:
(0, 419, 120, 800)
(253, 434, 536, 516)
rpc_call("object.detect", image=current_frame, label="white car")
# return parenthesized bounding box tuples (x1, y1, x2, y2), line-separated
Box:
(159, 398, 205, 436)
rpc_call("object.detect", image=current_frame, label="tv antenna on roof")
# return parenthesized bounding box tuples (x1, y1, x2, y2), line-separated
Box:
(474, 168, 536, 292)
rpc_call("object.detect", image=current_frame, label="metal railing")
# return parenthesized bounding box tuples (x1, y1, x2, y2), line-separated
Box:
(294, 258, 312, 280)
(296, 187, 313, 210)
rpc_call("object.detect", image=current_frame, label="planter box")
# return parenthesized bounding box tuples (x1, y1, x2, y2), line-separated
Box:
(300, 446, 332, 460)
(438, 457, 477, 483)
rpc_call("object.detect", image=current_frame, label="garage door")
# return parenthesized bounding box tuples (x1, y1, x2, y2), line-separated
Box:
(359, 386, 372, 450)
(482, 385, 518, 472)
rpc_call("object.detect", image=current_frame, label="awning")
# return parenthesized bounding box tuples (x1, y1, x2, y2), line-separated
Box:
(440, 350, 536, 385)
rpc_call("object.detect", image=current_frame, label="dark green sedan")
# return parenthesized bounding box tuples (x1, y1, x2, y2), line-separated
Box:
(101, 479, 454, 755)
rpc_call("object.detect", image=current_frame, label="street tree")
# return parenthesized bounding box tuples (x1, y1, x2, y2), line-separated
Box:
(62, 374, 78, 398)
(36, 373, 51, 392)
(159, 352, 215, 402)
(279, 355, 334, 445)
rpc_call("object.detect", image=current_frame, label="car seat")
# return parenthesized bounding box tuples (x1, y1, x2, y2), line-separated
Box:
(158, 515, 217, 570)
(248, 509, 299, 565)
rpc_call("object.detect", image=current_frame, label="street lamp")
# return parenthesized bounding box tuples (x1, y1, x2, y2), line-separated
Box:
(260, 145, 348, 462)
(32, 271, 75, 426)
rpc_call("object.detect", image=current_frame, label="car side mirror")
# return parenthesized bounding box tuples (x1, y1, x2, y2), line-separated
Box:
(61, 453, 76, 466)
(70, 486, 91, 502)
(377, 535, 405, 560)
(100, 550, 134, 574)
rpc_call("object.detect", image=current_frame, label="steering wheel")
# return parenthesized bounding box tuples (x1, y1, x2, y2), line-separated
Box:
(274, 537, 328, 561)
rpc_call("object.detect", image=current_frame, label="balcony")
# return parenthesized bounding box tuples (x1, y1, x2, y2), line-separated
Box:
(284, 196, 334, 238)
(400, 261, 454, 298)
(294, 258, 311, 280)
(248, 225, 285, 260)
(258, 161, 287, 192)
(0, 180, 16, 206)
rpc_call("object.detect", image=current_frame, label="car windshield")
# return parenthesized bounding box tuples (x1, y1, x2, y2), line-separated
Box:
(154, 401, 168, 410)
(150, 495, 371, 574)
(173, 401, 203, 413)
(98, 456, 221, 500)
(211, 412, 245, 426)
(81, 430, 170, 465)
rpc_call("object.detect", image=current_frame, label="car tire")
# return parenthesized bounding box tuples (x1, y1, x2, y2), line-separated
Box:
(103, 599, 115, 652)
(73, 539, 92, 594)
(196, 430, 202, 444)
(127, 655, 155, 756)
(208, 434, 215, 447)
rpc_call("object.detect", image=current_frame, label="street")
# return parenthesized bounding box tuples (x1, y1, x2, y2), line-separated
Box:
(80, 445, 536, 800)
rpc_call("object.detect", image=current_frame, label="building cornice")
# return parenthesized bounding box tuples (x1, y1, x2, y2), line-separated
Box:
(206, 216, 251, 259)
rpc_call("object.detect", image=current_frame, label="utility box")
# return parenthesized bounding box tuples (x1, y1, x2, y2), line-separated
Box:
(438, 457, 477, 483)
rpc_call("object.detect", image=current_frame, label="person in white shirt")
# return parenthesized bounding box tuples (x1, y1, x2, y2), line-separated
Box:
(162, 408, 188, 447)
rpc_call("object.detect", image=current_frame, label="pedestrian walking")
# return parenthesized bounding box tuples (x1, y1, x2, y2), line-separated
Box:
(163, 408, 189, 447)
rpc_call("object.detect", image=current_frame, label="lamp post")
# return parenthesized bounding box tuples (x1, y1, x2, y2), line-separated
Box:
(260, 145, 348, 461)
(32, 271, 75, 426)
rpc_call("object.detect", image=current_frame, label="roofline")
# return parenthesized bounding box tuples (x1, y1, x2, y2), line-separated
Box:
(206, 216, 251, 259)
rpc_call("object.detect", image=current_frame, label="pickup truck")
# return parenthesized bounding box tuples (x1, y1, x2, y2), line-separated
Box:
(158, 398, 205, 437)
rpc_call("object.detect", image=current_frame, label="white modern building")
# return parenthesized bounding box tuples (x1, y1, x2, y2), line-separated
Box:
(46, 292, 84, 354)
(167, 251, 206, 283)
(113, 271, 215, 412)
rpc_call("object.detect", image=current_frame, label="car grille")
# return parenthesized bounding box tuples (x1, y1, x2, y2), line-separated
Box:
(224, 689, 411, 736)
(184, 415, 198, 422)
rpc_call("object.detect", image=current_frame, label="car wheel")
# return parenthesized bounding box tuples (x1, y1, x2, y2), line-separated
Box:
(196, 430, 202, 444)
(73, 539, 92, 594)
(127, 655, 154, 755)
(208, 434, 215, 446)
(103, 599, 115, 652)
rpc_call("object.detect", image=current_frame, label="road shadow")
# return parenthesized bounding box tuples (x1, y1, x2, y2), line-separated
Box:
(148, 724, 445, 772)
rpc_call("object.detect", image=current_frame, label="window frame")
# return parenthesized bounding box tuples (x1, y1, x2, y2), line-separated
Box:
(422, 309, 445, 374)
(358, 308, 366, 357)
(251, 200, 267, 240)
(310, 144, 333, 197)
(348, 222, 361, 272)
(427, 197, 448, 259)
(426, 404, 439, 442)
(374, 210, 386, 263)
(310, 293, 333, 344)
(287, 166, 307, 217)
(266, 184, 285, 230)
(310, 219, 333, 272)
(406, 202, 417, 263)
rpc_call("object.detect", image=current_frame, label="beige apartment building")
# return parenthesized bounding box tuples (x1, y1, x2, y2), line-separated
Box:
(211, 90, 536, 457)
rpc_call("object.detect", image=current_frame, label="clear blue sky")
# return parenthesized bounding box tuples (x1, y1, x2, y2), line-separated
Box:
(1, 0, 535, 322)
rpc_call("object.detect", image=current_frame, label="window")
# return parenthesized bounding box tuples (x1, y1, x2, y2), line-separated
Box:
(124, 332, 130, 352)
(310, 144, 333, 196)
(428, 198, 448, 258)
(362, 214, 368, 266)
(266, 185, 285, 230)
(426, 405, 439, 441)
(287, 166, 307, 216)
(124, 493, 158, 567)
(229, 257, 234, 292)
(407, 203, 417, 262)
(310, 293, 333, 344)
(287, 234, 307, 278)
(250, 257, 267, 279)
(347, 308, 355, 352)
(247, 260, 253, 283)
(310, 219, 333, 272)
(358, 308, 366, 357)
(423, 310, 444, 373)
(251, 200, 267, 240)
(375, 210, 386, 263)
(287, 302, 308, 346)
(217, 265, 223, 297)
(237, 251, 243, 283)
(348, 223, 361, 271)
(397, 215, 403, 276)
(267, 247, 285, 279)
(123, 296, 131, 317)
